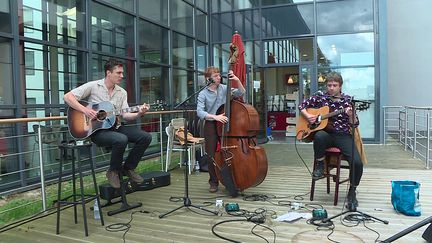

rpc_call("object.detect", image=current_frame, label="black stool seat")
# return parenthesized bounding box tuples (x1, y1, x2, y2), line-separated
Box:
(56, 141, 104, 237)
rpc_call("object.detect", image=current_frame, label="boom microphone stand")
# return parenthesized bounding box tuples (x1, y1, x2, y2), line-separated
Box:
(323, 97, 389, 225)
(159, 80, 217, 218)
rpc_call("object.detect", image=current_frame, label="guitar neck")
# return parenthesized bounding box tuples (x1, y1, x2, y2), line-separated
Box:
(321, 108, 345, 120)
(111, 105, 141, 116)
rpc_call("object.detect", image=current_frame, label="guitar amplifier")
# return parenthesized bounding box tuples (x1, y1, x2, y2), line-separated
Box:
(99, 171, 170, 202)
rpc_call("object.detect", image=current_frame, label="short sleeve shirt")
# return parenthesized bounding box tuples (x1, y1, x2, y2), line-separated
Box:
(70, 79, 128, 110)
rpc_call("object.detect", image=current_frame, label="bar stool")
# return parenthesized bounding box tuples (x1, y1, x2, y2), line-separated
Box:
(310, 147, 350, 206)
(56, 141, 104, 236)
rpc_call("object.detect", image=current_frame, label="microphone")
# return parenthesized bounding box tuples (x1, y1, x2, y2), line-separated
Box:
(207, 78, 215, 84)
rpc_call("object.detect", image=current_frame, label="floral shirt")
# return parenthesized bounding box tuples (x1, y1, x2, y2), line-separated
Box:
(298, 92, 358, 134)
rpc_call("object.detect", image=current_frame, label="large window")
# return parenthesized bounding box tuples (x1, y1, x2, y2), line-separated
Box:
(0, 38, 12, 107)
(171, 0, 193, 35)
(212, 43, 230, 73)
(316, 0, 373, 34)
(261, 4, 314, 37)
(172, 33, 194, 69)
(138, 0, 168, 25)
(22, 42, 85, 107)
(264, 38, 313, 64)
(211, 12, 233, 43)
(196, 9, 207, 42)
(139, 20, 169, 65)
(317, 33, 374, 67)
(139, 64, 169, 104)
(100, 0, 134, 12)
(0, 1, 11, 32)
(172, 68, 194, 106)
(19, 0, 85, 47)
(91, 1, 134, 57)
(196, 41, 207, 72)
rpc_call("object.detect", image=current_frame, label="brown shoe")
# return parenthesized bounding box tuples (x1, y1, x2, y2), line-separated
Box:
(106, 170, 120, 189)
(124, 169, 144, 183)
(209, 185, 218, 193)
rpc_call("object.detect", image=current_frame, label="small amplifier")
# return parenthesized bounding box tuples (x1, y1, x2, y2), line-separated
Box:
(312, 208, 328, 220)
(225, 203, 240, 212)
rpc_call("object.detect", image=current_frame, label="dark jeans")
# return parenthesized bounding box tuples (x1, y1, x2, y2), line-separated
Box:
(91, 125, 152, 171)
(313, 130, 363, 186)
(203, 121, 219, 187)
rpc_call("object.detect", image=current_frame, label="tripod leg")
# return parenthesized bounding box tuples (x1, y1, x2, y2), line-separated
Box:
(323, 210, 350, 223)
(159, 204, 187, 219)
(360, 211, 389, 224)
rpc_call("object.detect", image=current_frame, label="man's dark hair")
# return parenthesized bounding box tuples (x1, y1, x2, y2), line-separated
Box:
(104, 59, 123, 77)
(325, 72, 343, 86)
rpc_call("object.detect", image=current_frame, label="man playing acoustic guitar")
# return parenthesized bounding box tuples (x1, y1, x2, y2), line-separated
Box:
(64, 59, 152, 189)
(298, 72, 363, 211)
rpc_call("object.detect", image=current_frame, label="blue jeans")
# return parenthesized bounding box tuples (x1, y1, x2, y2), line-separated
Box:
(91, 125, 152, 171)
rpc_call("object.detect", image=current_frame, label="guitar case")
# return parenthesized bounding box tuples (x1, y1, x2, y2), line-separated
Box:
(99, 171, 170, 202)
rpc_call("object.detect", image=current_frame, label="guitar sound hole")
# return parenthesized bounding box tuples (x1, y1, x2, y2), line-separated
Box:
(309, 123, 319, 130)
(96, 111, 107, 121)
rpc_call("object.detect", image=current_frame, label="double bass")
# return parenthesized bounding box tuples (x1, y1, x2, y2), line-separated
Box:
(213, 71, 268, 196)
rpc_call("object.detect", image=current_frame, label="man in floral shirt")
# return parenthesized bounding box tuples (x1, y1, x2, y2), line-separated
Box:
(298, 72, 362, 211)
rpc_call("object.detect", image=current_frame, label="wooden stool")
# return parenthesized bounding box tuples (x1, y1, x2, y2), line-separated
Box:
(56, 141, 104, 236)
(310, 147, 350, 206)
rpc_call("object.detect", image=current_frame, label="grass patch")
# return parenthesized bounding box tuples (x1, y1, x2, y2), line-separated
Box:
(0, 156, 171, 226)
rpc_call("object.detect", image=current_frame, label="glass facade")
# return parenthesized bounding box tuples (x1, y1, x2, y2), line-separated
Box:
(0, 0, 209, 191)
(0, 0, 381, 192)
(211, 0, 378, 140)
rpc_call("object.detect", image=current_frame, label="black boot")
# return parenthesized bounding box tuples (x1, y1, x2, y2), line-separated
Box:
(346, 187, 358, 212)
(312, 161, 325, 179)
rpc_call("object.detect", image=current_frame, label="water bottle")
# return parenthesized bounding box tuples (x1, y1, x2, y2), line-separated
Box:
(194, 162, 200, 174)
(215, 199, 223, 216)
(93, 199, 101, 220)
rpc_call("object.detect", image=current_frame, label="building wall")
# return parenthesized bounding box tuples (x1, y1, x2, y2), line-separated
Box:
(386, 0, 432, 106)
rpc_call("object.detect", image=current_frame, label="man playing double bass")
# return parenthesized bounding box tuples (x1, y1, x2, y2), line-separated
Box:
(196, 66, 245, 193)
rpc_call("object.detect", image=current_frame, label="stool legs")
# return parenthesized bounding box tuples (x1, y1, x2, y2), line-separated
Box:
(56, 151, 63, 235)
(89, 148, 104, 225)
(310, 160, 316, 202)
(77, 150, 89, 236)
(56, 144, 104, 236)
(310, 152, 347, 206)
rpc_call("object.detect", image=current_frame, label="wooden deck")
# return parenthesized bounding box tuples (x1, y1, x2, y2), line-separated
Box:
(2, 144, 432, 242)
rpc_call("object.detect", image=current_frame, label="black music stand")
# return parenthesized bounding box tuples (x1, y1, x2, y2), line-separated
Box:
(159, 81, 217, 219)
(382, 216, 432, 242)
(323, 97, 389, 225)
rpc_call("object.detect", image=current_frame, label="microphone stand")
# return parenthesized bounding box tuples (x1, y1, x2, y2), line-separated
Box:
(323, 97, 388, 225)
(159, 80, 217, 219)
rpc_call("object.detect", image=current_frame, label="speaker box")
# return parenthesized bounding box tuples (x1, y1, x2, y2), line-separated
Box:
(99, 171, 171, 202)
(422, 223, 432, 242)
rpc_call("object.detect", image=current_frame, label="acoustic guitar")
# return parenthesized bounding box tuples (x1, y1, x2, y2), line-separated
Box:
(67, 100, 161, 139)
(296, 103, 369, 141)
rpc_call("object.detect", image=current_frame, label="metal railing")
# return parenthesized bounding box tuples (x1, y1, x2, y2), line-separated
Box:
(0, 109, 191, 211)
(383, 106, 432, 169)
